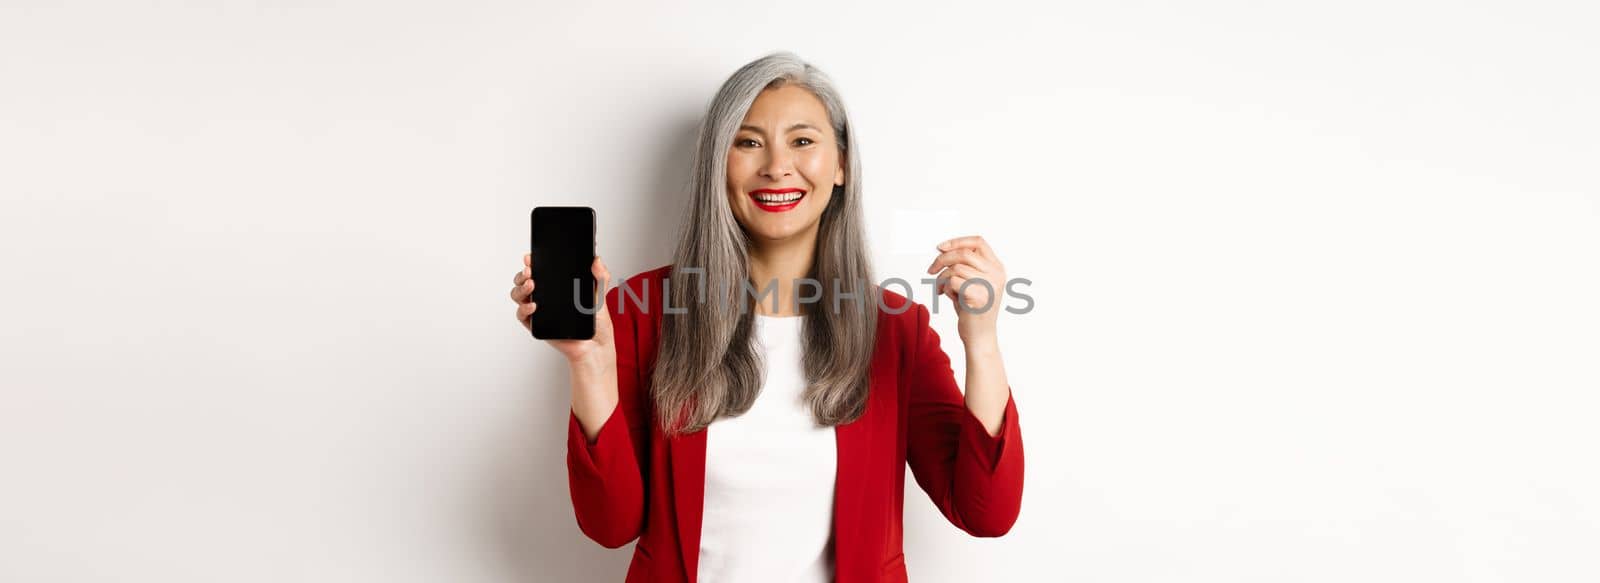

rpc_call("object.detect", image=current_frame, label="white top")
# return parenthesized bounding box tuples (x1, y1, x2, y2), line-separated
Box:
(697, 314, 837, 583)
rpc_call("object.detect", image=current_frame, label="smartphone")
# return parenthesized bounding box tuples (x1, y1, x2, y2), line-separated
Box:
(529, 206, 597, 340)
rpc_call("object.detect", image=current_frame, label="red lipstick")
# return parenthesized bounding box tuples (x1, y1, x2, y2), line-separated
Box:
(747, 187, 806, 213)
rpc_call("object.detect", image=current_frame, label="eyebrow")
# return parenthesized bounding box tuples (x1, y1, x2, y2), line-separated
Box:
(738, 123, 820, 135)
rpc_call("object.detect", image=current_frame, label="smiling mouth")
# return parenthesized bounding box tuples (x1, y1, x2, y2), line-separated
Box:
(748, 190, 806, 212)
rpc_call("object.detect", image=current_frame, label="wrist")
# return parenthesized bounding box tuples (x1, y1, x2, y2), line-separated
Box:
(961, 333, 1001, 355)
(569, 350, 616, 379)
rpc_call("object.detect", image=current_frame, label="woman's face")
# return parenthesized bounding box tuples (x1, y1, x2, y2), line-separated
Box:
(725, 84, 845, 244)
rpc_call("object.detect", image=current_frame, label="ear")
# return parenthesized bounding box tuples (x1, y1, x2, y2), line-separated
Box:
(834, 158, 846, 187)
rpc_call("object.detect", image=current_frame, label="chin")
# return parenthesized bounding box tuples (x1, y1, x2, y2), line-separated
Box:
(747, 222, 809, 242)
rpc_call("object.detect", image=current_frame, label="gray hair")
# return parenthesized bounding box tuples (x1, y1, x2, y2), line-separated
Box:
(652, 51, 878, 436)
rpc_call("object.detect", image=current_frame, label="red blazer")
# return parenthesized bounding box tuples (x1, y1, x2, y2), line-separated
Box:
(566, 265, 1024, 582)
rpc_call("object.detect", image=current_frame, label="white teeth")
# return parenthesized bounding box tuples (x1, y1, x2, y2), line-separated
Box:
(753, 192, 804, 203)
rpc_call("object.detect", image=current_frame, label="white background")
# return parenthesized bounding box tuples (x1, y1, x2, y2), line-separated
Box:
(3, 1, 1597, 581)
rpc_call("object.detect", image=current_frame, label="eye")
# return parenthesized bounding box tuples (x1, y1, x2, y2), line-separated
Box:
(793, 137, 814, 146)
(736, 138, 760, 148)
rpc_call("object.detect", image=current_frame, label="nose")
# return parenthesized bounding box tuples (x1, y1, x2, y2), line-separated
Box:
(759, 146, 794, 179)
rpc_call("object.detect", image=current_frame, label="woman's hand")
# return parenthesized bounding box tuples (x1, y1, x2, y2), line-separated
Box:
(925, 235, 1007, 345)
(513, 252, 619, 440)
(512, 253, 615, 368)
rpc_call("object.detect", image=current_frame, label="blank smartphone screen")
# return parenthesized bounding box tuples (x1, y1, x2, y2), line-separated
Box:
(529, 206, 596, 340)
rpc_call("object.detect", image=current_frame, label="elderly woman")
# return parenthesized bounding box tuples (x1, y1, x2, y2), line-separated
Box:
(511, 51, 1023, 583)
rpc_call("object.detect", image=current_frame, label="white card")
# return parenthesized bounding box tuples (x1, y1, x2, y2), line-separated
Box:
(887, 208, 963, 256)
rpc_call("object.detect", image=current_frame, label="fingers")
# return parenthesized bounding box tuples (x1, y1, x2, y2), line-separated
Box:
(514, 254, 536, 331)
(926, 246, 995, 276)
(593, 256, 610, 295)
(515, 252, 532, 285)
(938, 235, 998, 261)
(935, 265, 998, 309)
(934, 264, 983, 293)
(510, 276, 534, 302)
(928, 237, 1006, 308)
(516, 272, 538, 332)
(939, 273, 966, 299)
(592, 256, 611, 318)
(939, 262, 984, 283)
(934, 233, 998, 257)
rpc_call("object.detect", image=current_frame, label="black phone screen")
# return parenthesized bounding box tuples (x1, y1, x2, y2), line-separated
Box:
(529, 206, 596, 340)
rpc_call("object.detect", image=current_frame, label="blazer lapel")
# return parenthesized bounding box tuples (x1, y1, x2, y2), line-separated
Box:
(832, 330, 890, 580)
(670, 425, 707, 582)
(831, 407, 872, 579)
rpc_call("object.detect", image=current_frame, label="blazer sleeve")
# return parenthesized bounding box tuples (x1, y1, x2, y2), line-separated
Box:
(565, 284, 650, 548)
(904, 301, 1025, 537)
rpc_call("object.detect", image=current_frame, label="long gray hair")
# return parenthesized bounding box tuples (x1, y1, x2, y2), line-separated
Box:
(652, 51, 878, 436)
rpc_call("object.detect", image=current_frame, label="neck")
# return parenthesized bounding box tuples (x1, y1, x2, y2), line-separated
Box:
(747, 228, 818, 318)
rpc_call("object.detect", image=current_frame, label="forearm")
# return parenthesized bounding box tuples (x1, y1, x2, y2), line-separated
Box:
(569, 353, 619, 442)
(962, 335, 1010, 436)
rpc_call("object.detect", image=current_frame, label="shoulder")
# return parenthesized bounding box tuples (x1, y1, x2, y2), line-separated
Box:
(604, 264, 673, 316)
(875, 285, 934, 344)
(607, 264, 673, 296)
(624, 264, 673, 290)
